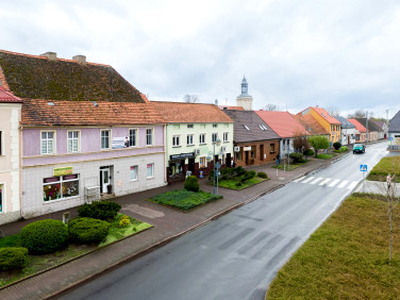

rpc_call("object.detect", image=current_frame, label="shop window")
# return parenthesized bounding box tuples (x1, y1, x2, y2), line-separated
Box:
(67, 131, 80, 153)
(187, 134, 194, 145)
(101, 130, 111, 149)
(199, 157, 207, 168)
(172, 135, 180, 147)
(129, 129, 137, 147)
(199, 133, 206, 145)
(0, 183, 3, 212)
(147, 163, 154, 178)
(169, 161, 183, 176)
(146, 128, 153, 146)
(250, 146, 256, 158)
(130, 165, 138, 181)
(41, 131, 55, 155)
(43, 174, 79, 201)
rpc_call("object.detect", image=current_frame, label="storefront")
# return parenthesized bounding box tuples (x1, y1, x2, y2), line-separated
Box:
(168, 152, 195, 183)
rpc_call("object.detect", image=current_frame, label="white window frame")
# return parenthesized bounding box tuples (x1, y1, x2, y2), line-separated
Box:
(0, 131, 3, 155)
(41, 130, 56, 155)
(130, 165, 138, 181)
(146, 163, 154, 178)
(146, 128, 153, 146)
(0, 182, 4, 213)
(199, 133, 206, 145)
(187, 134, 194, 146)
(212, 133, 218, 143)
(223, 132, 229, 142)
(172, 135, 181, 147)
(43, 174, 80, 201)
(101, 129, 111, 149)
(129, 128, 137, 147)
(67, 130, 80, 153)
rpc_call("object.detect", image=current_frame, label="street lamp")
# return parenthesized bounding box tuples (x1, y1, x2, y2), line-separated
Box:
(207, 138, 221, 196)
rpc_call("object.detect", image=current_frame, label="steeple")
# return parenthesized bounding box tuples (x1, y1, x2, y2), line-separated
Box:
(240, 76, 249, 96)
(236, 75, 253, 110)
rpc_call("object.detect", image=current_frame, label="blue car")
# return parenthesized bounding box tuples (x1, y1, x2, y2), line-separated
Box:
(353, 144, 365, 154)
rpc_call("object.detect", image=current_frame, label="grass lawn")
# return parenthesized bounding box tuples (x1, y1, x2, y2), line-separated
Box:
(0, 214, 151, 287)
(316, 153, 334, 159)
(266, 193, 400, 299)
(218, 176, 268, 190)
(367, 156, 400, 182)
(149, 190, 222, 211)
(273, 164, 301, 171)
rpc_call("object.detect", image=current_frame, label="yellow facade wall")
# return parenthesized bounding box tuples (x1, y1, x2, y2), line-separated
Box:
(305, 108, 341, 143)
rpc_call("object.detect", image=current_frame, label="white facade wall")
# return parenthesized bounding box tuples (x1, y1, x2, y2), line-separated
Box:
(21, 152, 165, 219)
(340, 128, 357, 145)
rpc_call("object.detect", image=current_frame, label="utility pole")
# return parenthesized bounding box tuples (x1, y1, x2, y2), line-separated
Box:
(365, 111, 369, 146)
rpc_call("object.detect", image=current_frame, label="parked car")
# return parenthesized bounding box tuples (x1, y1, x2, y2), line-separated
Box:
(353, 144, 365, 154)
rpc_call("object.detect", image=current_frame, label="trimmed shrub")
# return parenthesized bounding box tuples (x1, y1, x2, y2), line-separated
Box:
(257, 172, 268, 179)
(303, 149, 315, 157)
(249, 170, 256, 177)
(184, 175, 200, 192)
(290, 152, 304, 163)
(68, 217, 110, 244)
(20, 219, 68, 254)
(0, 247, 29, 270)
(234, 166, 246, 176)
(241, 170, 255, 183)
(77, 201, 121, 221)
(340, 146, 348, 152)
(333, 141, 342, 150)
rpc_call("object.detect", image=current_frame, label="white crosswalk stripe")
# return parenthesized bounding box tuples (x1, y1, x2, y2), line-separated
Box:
(310, 177, 324, 185)
(294, 177, 358, 190)
(347, 181, 358, 190)
(301, 177, 315, 184)
(338, 180, 348, 188)
(328, 179, 340, 187)
(319, 178, 331, 185)
(293, 176, 305, 183)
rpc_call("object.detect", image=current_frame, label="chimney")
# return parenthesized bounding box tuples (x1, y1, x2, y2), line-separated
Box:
(73, 55, 86, 65)
(42, 52, 57, 61)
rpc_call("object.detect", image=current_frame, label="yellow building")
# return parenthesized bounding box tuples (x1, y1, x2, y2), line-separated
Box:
(299, 106, 341, 144)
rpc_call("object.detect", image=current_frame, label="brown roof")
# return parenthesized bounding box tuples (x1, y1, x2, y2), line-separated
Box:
(0, 86, 23, 103)
(21, 99, 165, 126)
(293, 114, 329, 136)
(0, 49, 145, 103)
(222, 110, 280, 143)
(151, 101, 233, 123)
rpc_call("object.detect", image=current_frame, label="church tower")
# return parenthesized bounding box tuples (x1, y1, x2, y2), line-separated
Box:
(236, 76, 253, 110)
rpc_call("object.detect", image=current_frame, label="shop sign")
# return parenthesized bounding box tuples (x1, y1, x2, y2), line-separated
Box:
(53, 166, 73, 176)
(170, 152, 195, 160)
(112, 137, 129, 149)
(243, 146, 252, 151)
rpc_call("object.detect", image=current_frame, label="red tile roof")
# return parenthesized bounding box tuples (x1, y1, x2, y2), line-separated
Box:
(300, 107, 341, 125)
(348, 119, 366, 132)
(21, 99, 165, 126)
(293, 114, 330, 136)
(218, 105, 244, 110)
(255, 110, 306, 138)
(151, 101, 233, 123)
(0, 86, 23, 103)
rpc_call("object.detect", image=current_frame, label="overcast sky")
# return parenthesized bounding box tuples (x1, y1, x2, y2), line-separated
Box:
(1, 0, 400, 119)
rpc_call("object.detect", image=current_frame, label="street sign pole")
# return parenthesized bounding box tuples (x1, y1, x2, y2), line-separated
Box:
(360, 164, 368, 192)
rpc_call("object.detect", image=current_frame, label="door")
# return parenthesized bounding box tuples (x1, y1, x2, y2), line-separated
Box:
(100, 167, 111, 193)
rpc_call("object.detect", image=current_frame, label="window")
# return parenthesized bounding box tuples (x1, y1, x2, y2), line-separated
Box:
(0, 131, 2, 155)
(147, 163, 154, 178)
(172, 135, 181, 147)
(67, 131, 80, 153)
(146, 128, 153, 146)
(129, 129, 137, 147)
(130, 165, 138, 181)
(212, 133, 218, 143)
(187, 134, 194, 145)
(282, 140, 286, 151)
(0, 183, 3, 212)
(270, 143, 276, 153)
(41, 131, 55, 154)
(223, 132, 229, 142)
(199, 133, 206, 144)
(199, 157, 207, 168)
(43, 174, 79, 201)
(101, 130, 111, 149)
(212, 124, 218, 128)
(187, 124, 194, 129)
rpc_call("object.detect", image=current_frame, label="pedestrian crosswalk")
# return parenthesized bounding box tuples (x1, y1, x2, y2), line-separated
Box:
(293, 176, 358, 190)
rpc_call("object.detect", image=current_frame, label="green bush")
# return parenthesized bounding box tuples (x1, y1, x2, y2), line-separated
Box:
(303, 149, 315, 157)
(290, 152, 304, 163)
(340, 146, 348, 152)
(20, 219, 68, 254)
(249, 170, 256, 177)
(235, 182, 243, 187)
(68, 217, 110, 244)
(333, 141, 342, 150)
(257, 172, 268, 179)
(0, 247, 29, 270)
(77, 201, 121, 221)
(241, 170, 255, 183)
(234, 166, 246, 176)
(184, 175, 200, 192)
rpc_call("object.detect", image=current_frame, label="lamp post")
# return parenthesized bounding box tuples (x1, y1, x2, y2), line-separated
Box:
(208, 138, 221, 196)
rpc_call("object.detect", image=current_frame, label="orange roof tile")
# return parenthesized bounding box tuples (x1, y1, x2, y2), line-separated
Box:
(348, 119, 366, 132)
(255, 110, 306, 138)
(300, 106, 341, 125)
(293, 114, 330, 136)
(0, 86, 23, 103)
(151, 101, 233, 123)
(218, 105, 244, 111)
(21, 99, 165, 126)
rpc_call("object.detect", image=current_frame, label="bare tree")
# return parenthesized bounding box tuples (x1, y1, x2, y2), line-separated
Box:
(183, 94, 199, 103)
(263, 103, 278, 111)
(348, 109, 366, 118)
(326, 106, 340, 116)
(292, 129, 310, 153)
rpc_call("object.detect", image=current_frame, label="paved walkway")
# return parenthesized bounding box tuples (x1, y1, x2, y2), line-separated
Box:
(0, 154, 346, 300)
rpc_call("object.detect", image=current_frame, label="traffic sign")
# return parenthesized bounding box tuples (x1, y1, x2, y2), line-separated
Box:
(360, 164, 367, 172)
(215, 162, 221, 169)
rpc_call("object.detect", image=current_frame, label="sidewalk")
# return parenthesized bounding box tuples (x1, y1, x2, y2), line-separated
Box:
(0, 155, 345, 300)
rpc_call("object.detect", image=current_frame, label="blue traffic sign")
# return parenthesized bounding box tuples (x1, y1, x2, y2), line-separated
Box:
(360, 164, 368, 172)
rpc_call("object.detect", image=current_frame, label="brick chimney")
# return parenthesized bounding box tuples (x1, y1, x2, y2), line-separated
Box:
(73, 55, 86, 65)
(42, 52, 57, 61)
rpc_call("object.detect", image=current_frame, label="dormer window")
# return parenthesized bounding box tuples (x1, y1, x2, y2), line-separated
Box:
(244, 125, 250, 131)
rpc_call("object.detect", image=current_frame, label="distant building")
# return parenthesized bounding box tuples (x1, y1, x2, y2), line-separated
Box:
(236, 76, 253, 111)
(334, 116, 356, 146)
(388, 111, 400, 151)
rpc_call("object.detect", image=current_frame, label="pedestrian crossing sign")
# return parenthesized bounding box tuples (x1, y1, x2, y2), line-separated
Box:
(360, 164, 367, 172)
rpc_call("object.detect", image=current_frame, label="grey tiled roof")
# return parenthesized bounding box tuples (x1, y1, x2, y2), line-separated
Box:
(389, 111, 400, 132)
(334, 116, 356, 129)
(355, 118, 384, 132)
(222, 109, 280, 143)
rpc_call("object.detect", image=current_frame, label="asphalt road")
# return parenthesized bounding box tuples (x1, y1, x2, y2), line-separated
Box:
(59, 143, 388, 300)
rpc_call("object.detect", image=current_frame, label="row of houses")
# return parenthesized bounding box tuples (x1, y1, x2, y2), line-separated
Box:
(0, 50, 389, 224)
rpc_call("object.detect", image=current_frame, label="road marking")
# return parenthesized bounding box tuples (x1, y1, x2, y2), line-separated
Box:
(338, 180, 349, 188)
(301, 176, 315, 184)
(328, 179, 340, 187)
(347, 181, 358, 190)
(293, 176, 305, 183)
(310, 177, 324, 185)
(319, 178, 331, 185)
